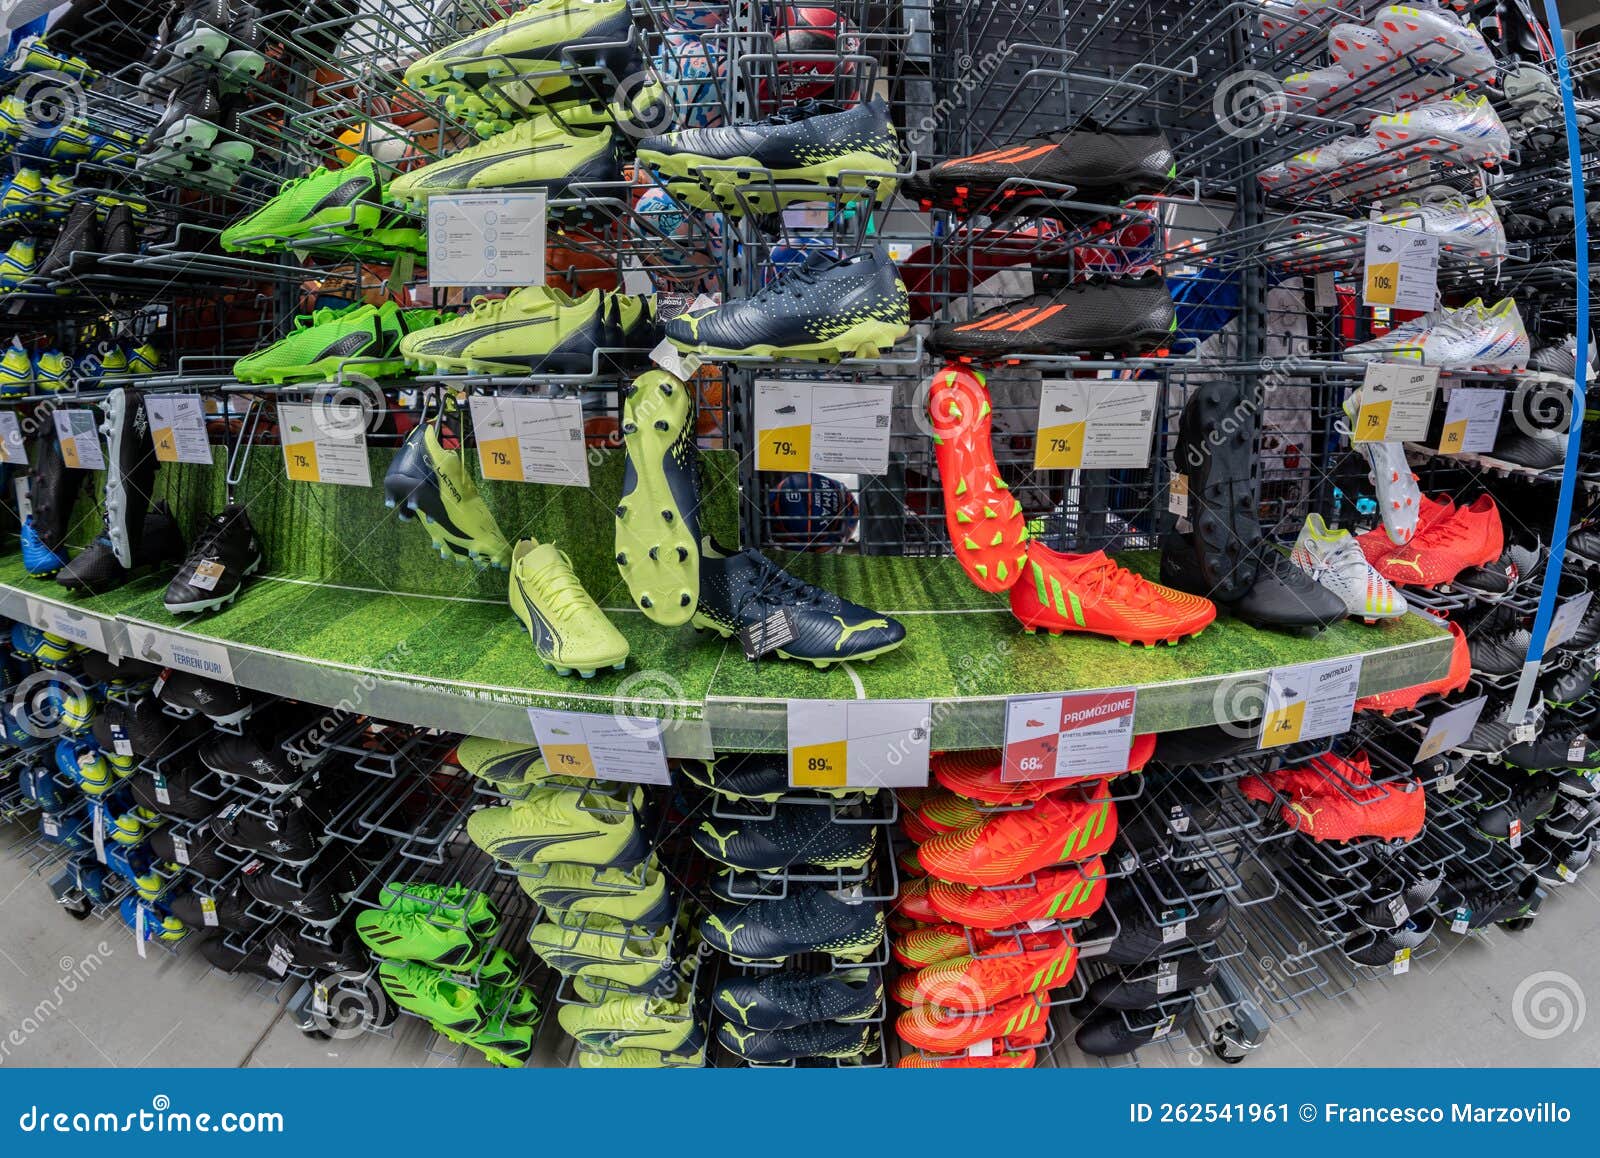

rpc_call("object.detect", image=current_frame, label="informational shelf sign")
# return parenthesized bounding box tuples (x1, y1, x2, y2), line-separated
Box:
(528, 708, 671, 786)
(1353, 365, 1438, 444)
(279, 402, 372, 487)
(787, 699, 933, 789)
(755, 379, 894, 475)
(1259, 657, 1363, 749)
(427, 192, 547, 287)
(1001, 689, 1137, 782)
(147, 395, 214, 464)
(1363, 223, 1439, 312)
(1034, 380, 1159, 470)
(468, 395, 589, 487)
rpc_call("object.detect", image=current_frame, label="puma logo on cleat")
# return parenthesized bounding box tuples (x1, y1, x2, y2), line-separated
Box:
(1387, 556, 1425, 578)
(832, 616, 889, 651)
(698, 823, 738, 858)
(721, 993, 758, 1022)
(723, 1026, 756, 1051)
(702, 912, 746, 941)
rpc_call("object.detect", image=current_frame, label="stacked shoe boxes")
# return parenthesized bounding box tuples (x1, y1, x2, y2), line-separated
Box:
(461, 737, 705, 1068)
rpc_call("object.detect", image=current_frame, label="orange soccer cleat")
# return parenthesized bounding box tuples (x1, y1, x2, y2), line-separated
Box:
(897, 991, 1051, 1053)
(925, 855, 1107, 929)
(897, 1048, 1036, 1068)
(898, 876, 942, 925)
(1011, 544, 1215, 646)
(1240, 750, 1426, 843)
(891, 930, 1078, 1009)
(901, 788, 986, 845)
(892, 923, 1029, 970)
(917, 784, 1117, 887)
(1359, 495, 1455, 565)
(1354, 619, 1470, 714)
(931, 736, 1155, 805)
(1374, 495, 1503, 588)
(927, 364, 1029, 592)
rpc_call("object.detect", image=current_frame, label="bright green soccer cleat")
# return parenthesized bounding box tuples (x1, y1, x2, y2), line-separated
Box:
(377, 879, 500, 937)
(616, 369, 700, 627)
(557, 986, 700, 1051)
(475, 947, 521, 987)
(525, 913, 673, 987)
(0, 237, 37, 292)
(399, 286, 613, 376)
(483, 982, 542, 1026)
(0, 168, 44, 221)
(355, 907, 481, 968)
(385, 114, 618, 208)
(33, 350, 72, 393)
(382, 407, 514, 569)
(455, 736, 551, 788)
(434, 1016, 533, 1067)
(403, 0, 637, 110)
(220, 155, 385, 253)
(233, 302, 439, 384)
(467, 783, 647, 867)
(377, 961, 484, 1031)
(509, 540, 630, 677)
(517, 860, 673, 925)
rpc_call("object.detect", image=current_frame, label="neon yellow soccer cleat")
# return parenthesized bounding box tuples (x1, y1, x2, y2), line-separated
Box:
(383, 408, 514, 569)
(509, 540, 629, 677)
(385, 113, 618, 209)
(615, 369, 700, 626)
(467, 782, 648, 867)
(398, 286, 610, 376)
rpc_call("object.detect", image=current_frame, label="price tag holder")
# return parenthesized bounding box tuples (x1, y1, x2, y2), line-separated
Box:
(14, 475, 31, 521)
(787, 699, 933, 789)
(1259, 657, 1363, 750)
(426, 191, 547, 287)
(1156, 960, 1179, 995)
(468, 395, 589, 487)
(279, 402, 372, 487)
(528, 708, 671, 786)
(1437, 387, 1505, 455)
(1001, 689, 1137, 783)
(135, 904, 147, 959)
(24, 598, 107, 653)
(126, 626, 235, 683)
(54, 409, 105, 470)
(755, 379, 893, 475)
(147, 395, 214, 465)
(648, 339, 701, 380)
(1168, 474, 1189, 519)
(1392, 947, 1412, 976)
(1034, 379, 1159, 470)
(1353, 365, 1439, 443)
(170, 833, 189, 865)
(1414, 695, 1487, 761)
(0, 409, 25, 464)
(1546, 590, 1593, 651)
(42, 814, 60, 838)
(1363, 223, 1439, 312)
(199, 895, 218, 927)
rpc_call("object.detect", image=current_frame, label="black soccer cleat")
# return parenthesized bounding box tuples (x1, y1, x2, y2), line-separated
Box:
(921, 124, 1176, 210)
(712, 968, 882, 1030)
(1169, 378, 1260, 603)
(1161, 534, 1344, 631)
(100, 387, 158, 569)
(1504, 723, 1600, 771)
(716, 1020, 875, 1063)
(1081, 959, 1216, 1011)
(928, 273, 1176, 360)
(158, 670, 255, 725)
(57, 503, 184, 595)
(692, 537, 905, 668)
(698, 887, 884, 964)
(163, 504, 264, 614)
(664, 247, 909, 362)
(1073, 998, 1195, 1058)
(1476, 773, 1561, 841)
(692, 806, 876, 872)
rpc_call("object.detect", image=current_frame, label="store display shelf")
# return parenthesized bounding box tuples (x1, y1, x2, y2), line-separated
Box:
(0, 550, 1450, 755)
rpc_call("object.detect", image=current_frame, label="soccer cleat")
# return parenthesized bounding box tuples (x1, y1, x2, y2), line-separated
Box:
(917, 125, 1174, 210)
(932, 741, 1153, 804)
(1375, 494, 1503, 588)
(577, 1042, 706, 1069)
(902, 791, 985, 844)
(1329, 22, 1397, 78)
(1356, 623, 1465, 713)
(384, 410, 513, 569)
(929, 273, 1176, 361)
(926, 364, 1027, 591)
(0, 237, 38, 292)
(917, 785, 1116, 887)
(639, 98, 898, 215)
(897, 1049, 1035, 1068)
(1475, 774, 1561, 841)
(398, 287, 622, 375)
(693, 537, 905, 668)
(1375, 4, 1495, 81)
(509, 540, 630, 677)
(897, 991, 1050, 1054)
(517, 861, 673, 925)
(58, 506, 184, 596)
(925, 856, 1107, 929)
(525, 914, 673, 988)
(356, 908, 481, 968)
(234, 302, 442, 383)
(698, 887, 884, 963)
(158, 671, 254, 725)
(678, 752, 812, 801)
(693, 807, 876, 872)
(387, 115, 618, 207)
(558, 988, 699, 1052)
(1173, 376, 1258, 601)
(713, 968, 882, 1029)
(665, 247, 909, 362)
(1357, 494, 1454, 566)
(1342, 390, 1420, 545)
(435, 1017, 535, 1068)
(1281, 65, 1356, 112)
(220, 156, 385, 253)
(1378, 196, 1507, 265)
(1073, 1001, 1192, 1057)
(1083, 959, 1217, 1010)
(377, 961, 483, 1031)
(1372, 95, 1510, 165)
(22, 431, 83, 576)
(896, 931, 1077, 1008)
(0, 340, 32, 396)
(1504, 725, 1600, 772)
(378, 880, 499, 938)
(1241, 751, 1425, 842)
(1011, 545, 1215, 646)
(455, 736, 549, 788)
(717, 1021, 875, 1063)
(616, 369, 700, 625)
(1290, 514, 1407, 620)
(468, 783, 648, 867)
(163, 505, 263, 614)
(33, 350, 73, 391)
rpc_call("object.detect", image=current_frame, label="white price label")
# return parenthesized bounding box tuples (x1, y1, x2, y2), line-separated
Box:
(528, 708, 672, 786)
(268, 942, 291, 976)
(135, 903, 147, 959)
(25, 598, 107, 652)
(14, 475, 31, 521)
(1438, 388, 1505, 455)
(171, 834, 189, 865)
(1363, 222, 1439, 312)
(1168, 473, 1189, 519)
(146, 395, 214, 465)
(786, 699, 933, 789)
(279, 402, 372, 487)
(1314, 270, 1337, 309)
(468, 395, 589, 487)
(1546, 590, 1593, 651)
(53, 409, 104, 470)
(1001, 689, 1137, 782)
(755, 379, 893, 476)
(427, 192, 547, 288)
(93, 806, 106, 863)
(200, 895, 218, 927)
(126, 626, 235, 683)
(1259, 656, 1363, 749)
(1392, 948, 1412, 975)
(648, 338, 700, 380)
(0, 410, 25, 464)
(1352, 365, 1439, 444)
(1415, 695, 1487, 761)
(1034, 379, 1159, 470)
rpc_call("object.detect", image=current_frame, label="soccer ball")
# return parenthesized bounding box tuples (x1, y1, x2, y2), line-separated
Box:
(763, 6, 862, 108)
(664, 1, 725, 31)
(653, 30, 727, 129)
(630, 173, 725, 292)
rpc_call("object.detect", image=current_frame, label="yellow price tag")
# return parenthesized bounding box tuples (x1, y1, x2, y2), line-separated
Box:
(1438, 419, 1468, 454)
(758, 424, 810, 472)
(1035, 421, 1087, 469)
(792, 739, 848, 787)
(1259, 701, 1308, 749)
(283, 441, 321, 482)
(542, 743, 598, 779)
(478, 435, 523, 482)
(1365, 261, 1399, 306)
(1352, 399, 1392, 443)
(59, 437, 81, 469)
(153, 427, 179, 463)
